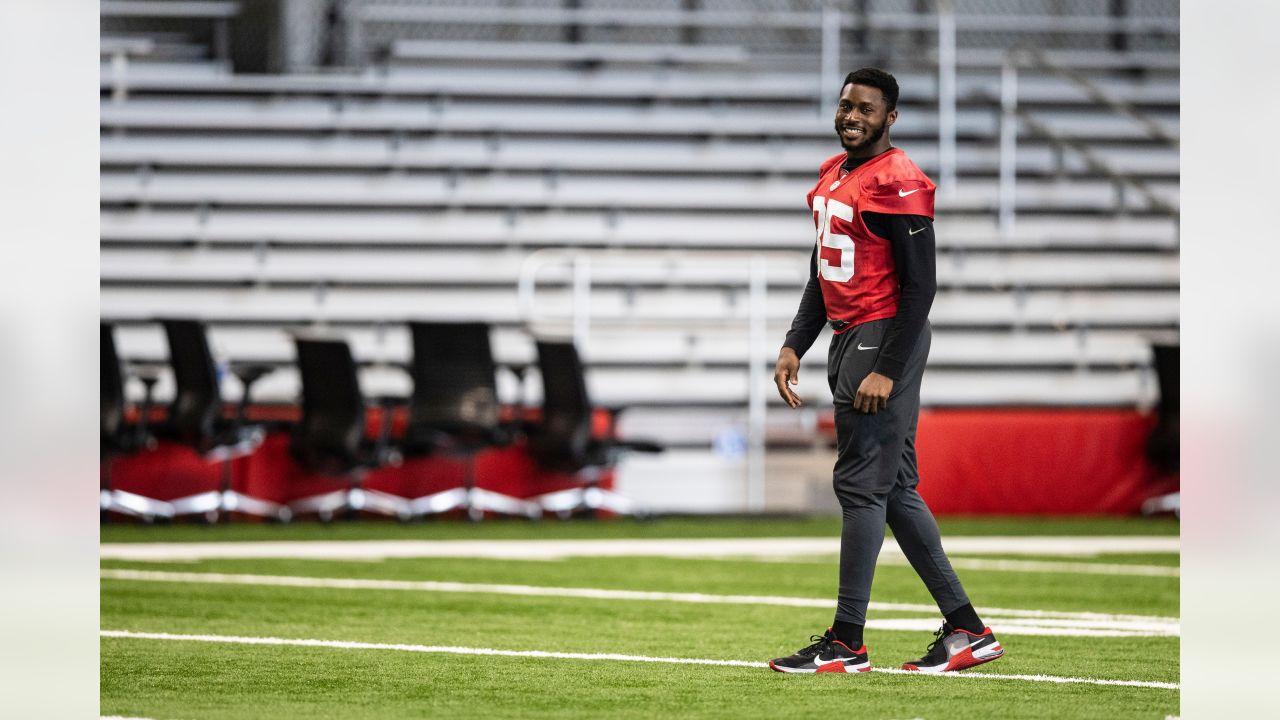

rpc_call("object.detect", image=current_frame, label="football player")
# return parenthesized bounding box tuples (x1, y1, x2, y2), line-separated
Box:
(768, 68, 1003, 675)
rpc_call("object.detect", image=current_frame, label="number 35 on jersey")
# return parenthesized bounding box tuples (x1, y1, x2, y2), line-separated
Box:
(812, 196, 855, 282)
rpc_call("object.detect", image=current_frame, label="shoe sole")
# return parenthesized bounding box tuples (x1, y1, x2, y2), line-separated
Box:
(901, 644, 1004, 673)
(769, 659, 872, 674)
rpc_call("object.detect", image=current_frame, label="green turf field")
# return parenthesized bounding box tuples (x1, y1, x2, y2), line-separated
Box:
(101, 517, 1179, 719)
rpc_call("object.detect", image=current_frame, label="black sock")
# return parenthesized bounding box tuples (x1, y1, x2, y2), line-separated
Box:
(831, 620, 864, 649)
(943, 603, 985, 634)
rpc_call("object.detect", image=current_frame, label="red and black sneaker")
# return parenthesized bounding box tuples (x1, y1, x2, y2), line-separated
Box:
(901, 624, 1004, 673)
(769, 628, 871, 674)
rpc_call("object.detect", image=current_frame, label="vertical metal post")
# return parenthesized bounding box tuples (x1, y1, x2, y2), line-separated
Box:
(746, 256, 767, 513)
(936, 0, 957, 196)
(517, 250, 554, 324)
(572, 253, 592, 353)
(998, 54, 1019, 239)
(819, 1, 842, 113)
(111, 51, 128, 104)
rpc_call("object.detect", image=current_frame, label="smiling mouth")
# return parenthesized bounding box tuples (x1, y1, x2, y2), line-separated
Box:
(840, 126, 865, 140)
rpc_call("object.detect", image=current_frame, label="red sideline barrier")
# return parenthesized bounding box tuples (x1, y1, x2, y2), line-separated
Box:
(107, 408, 1177, 517)
(105, 407, 613, 516)
(817, 409, 1176, 515)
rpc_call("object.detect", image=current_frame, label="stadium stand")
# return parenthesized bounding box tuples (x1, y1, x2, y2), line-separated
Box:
(100, 0, 1178, 460)
(100, 0, 239, 60)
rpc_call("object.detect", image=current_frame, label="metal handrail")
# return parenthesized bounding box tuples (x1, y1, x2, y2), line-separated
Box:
(1017, 46, 1178, 149)
(996, 46, 1179, 240)
(517, 247, 773, 511)
(1016, 112, 1179, 218)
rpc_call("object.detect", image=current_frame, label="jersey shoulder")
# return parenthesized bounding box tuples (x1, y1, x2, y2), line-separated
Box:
(862, 150, 934, 190)
(859, 150, 936, 218)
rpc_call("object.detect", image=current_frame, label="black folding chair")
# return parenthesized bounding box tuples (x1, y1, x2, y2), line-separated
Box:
(159, 318, 288, 521)
(288, 334, 410, 521)
(101, 322, 168, 520)
(1142, 341, 1180, 517)
(401, 322, 540, 520)
(527, 339, 662, 518)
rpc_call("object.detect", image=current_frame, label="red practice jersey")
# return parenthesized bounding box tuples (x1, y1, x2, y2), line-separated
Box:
(805, 148, 936, 329)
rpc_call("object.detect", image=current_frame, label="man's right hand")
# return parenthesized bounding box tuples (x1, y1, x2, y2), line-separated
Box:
(774, 347, 803, 409)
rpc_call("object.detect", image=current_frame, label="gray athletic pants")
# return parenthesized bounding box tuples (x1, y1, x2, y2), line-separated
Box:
(826, 318, 970, 625)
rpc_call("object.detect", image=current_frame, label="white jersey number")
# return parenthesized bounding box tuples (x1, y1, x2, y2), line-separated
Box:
(813, 196, 855, 282)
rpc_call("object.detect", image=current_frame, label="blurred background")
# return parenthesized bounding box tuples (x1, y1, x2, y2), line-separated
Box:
(98, 0, 1180, 523)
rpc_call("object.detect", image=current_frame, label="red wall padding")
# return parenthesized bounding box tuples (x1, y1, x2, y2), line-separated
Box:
(107, 408, 1176, 516)
(911, 409, 1177, 514)
(106, 407, 609, 515)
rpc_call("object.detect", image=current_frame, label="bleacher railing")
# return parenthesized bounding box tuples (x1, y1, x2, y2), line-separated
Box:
(995, 45, 1180, 241)
(517, 248, 773, 512)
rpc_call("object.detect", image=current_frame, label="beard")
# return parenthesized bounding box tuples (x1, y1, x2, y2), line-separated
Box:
(836, 119, 886, 152)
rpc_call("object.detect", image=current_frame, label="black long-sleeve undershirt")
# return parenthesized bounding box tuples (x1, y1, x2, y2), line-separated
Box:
(782, 212, 937, 381)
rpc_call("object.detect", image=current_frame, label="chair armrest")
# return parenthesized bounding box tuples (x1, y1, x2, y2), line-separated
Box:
(495, 418, 530, 443)
(229, 363, 277, 427)
(369, 395, 405, 466)
(127, 364, 164, 449)
(230, 362, 275, 388)
(616, 438, 664, 454)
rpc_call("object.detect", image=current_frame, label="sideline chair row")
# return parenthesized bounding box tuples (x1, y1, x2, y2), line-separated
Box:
(101, 318, 661, 523)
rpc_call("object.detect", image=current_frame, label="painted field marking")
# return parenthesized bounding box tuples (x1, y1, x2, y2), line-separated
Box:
(884, 555, 1178, 578)
(751, 554, 1179, 578)
(98, 535, 1179, 563)
(99, 630, 1179, 691)
(100, 569, 1179, 637)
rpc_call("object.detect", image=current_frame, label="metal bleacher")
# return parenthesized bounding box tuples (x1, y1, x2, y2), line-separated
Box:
(100, 0, 1180, 450)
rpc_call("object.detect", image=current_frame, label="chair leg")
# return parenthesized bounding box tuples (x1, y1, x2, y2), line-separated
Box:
(288, 489, 350, 522)
(355, 488, 413, 521)
(170, 490, 224, 519)
(209, 452, 292, 522)
(221, 490, 292, 522)
(534, 479, 644, 519)
(534, 487, 587, 517)
(103, 489, 177, 521)
(1141, 491, 1180, 518)
(410, 454, 539, 520)
(409, 486, 469, 517)
(582, 486, 642, 517)
(470, 487, 542, 519)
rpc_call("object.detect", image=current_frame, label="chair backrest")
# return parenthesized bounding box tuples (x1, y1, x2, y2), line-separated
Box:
(530, 339, 594, 470)
(161, 318, 222, 444)
(291, 336, 365, 473)
(1151, 343, 1179, 414)
(101, 322, 126, 445)
(407, 322, 500, 437)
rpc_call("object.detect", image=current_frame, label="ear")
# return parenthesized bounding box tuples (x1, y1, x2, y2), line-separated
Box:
(885, 108, 898, 128)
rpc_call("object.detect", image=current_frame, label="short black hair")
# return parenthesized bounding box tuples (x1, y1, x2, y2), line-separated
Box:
(841, 67, 899, 111)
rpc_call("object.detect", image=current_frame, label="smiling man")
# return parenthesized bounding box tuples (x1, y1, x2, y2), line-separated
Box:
(767, 68, 1004, 674)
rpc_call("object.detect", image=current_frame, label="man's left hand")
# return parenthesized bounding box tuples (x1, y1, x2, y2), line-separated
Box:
(854, 372, 893, 414)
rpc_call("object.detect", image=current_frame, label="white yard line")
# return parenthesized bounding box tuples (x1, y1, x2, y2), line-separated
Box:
(99, 630, 1179, 691)
(98, 536, 1179, 563)
(918, 556, 1178, 577)
(100, 569, 1179, 637)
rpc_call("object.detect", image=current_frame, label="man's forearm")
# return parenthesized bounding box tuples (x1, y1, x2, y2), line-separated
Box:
(865, 213, 937, 380)
(782, 247, 827, 358)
